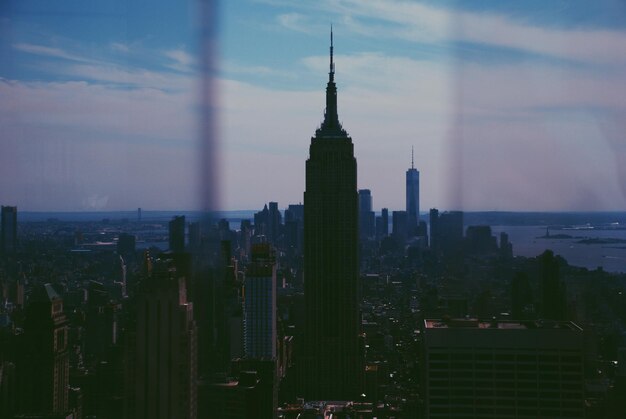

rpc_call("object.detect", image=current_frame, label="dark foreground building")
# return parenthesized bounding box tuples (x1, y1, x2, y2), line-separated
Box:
(302, 30, 361, 400)
(15, 284, 71, 417)
(422, 318, 584, 418)
(1, 205, 17, 255)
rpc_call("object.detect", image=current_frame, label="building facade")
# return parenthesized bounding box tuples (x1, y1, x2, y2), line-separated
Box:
(422, 318, 585, 418)
(244, 243, 277, 359)
(133, 257, 197, 419)
(17, 284, 70, 416)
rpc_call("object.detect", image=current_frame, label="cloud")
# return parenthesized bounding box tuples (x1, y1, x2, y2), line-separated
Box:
(110, 42, 131, 53)
(272, 0, 626, 66)
(13, 42, 95, 63)
(276, 13, 313, 34)
(221, 61, 297, 79)
(6, 3, 626, 211)
(13, 41, 192, 92)
(220, 46, 626, 211)
(163, 48, 195, 73)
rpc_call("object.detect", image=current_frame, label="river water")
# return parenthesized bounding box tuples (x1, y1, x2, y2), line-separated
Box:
(491, 225, 626, 273)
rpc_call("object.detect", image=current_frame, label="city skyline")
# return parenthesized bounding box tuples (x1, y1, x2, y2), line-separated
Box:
(2, 1, 626, 211)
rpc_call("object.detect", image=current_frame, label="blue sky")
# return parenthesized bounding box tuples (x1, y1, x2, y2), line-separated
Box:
(2, 0, 626, 211)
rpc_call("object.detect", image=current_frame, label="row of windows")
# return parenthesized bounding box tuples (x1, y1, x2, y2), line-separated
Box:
(429, 388, 583, 398)
(429, 407, 583, 418)
(429, 388, 583, 397)
(429, 352, 581, 363)
(430, 382, 582, 394)
(429, 362, 581, 371)
(429, 371, 582, 381)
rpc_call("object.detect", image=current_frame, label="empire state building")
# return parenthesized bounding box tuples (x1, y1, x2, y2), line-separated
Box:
(303, 29, 361, 400)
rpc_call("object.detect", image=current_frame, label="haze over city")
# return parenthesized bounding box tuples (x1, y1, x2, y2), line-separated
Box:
(3, 2, 626, 419)
(2, 0, 626, 211)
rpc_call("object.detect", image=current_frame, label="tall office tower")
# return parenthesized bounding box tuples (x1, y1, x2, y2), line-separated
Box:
(284, 204, 304, 252)
(1, 206, 17, 254)
(303, 29, 361, 400)
(429, 208, 439, 250)
(243, 244, 279, 419)
(423, 318, 584, 418)
(381, 207, 389, 237)
(133, 258, 197, 419)
(268, 202, 282, 244)
(358, 189, 372, 212)
(541, 250, 566, 320)
(406, 147, 420, 236)
(244, 243, 277, 359)
(392, 210, 408, 243)
(430, 209, 464, 259)
(188, 221, 202, 250)
(16, 284, 69, 415)
(358, 189, 375, 240)
(169, 215, 186, 252)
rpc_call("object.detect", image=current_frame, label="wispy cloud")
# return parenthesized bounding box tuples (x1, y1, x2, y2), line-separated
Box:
(14, 41, 193, 92)
(272, 0, 626, 66)
(13, 42, 95, 63)
(163, 48, 195, 73)
(110, 42, 131, 53)
(276, 13, 313, 34)
(222, 61, 296, 79)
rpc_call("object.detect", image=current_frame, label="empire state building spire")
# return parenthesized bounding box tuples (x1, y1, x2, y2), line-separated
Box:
(329, 25, 335, 82)
(317, 26, 347, 137)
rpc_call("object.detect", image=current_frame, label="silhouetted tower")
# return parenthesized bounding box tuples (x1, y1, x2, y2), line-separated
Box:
(406, 147, 420, 236)
(1, 206, 17, 254)
(541, 250, 566, 320)
(133, 257, 197, 419)
(268, 202, 282, 244)
(17, 284, 69, 415)
(392, 210, 408, 243)
(303, 28, 361, 400)
(377, 207, 389, 238)
(358, 189, 375, 239)
(429, 208, 439, 251)
(169, 215, 186, 252)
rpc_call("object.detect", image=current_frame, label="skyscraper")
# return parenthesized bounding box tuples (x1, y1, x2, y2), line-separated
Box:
(376, 207, 389, 239)
(169, 215, 186, 252)
(1, 206, 17, 254)
(303, 29, 361, 400)
(406, 147, 420, 236)
(244, 243, 277, 359)
(358, 189, 375, 240)
(541, 250, 566, 320)
(16, 284, 70, 416)
(132, 257, 197, 419)
(242, 244, 279, 419)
